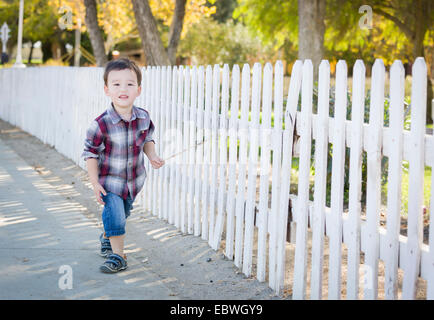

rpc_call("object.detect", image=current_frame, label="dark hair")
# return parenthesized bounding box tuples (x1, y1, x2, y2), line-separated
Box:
(103, 58, 142, 86)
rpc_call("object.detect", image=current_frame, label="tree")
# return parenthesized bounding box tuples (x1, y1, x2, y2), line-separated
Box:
(297, 0, 325, 78)
(234, 0, 326, 76)
(367, 0, 434, 124)
(206, 0, 238, 23)
(84, 0, 107, 66)
(131, 0, 216, 65)
(131, 0, 169, 65)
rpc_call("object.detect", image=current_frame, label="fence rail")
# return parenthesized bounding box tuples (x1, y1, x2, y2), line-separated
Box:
(0, 58, 432, 300)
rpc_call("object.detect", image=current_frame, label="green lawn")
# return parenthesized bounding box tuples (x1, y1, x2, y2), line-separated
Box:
(398, 162, 432, 219)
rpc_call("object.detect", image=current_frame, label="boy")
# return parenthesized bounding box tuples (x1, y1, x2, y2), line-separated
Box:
(82, 58, 164, 273)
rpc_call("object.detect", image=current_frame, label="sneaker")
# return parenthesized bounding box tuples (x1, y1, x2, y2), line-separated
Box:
(99, 232, 112, 257)
(100, 253, 128, 273)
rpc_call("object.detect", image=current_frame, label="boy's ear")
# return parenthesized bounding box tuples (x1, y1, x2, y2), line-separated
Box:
(104, 85, 109, 96)
(137, 85, 142, 95)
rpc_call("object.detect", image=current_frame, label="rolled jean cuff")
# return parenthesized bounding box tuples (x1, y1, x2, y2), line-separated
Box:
(104, 229, 126, 237)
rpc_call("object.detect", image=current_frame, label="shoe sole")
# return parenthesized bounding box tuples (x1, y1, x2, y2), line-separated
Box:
(99, 264, 127, 273)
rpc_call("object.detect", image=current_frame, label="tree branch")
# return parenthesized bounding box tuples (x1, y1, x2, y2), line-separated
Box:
(167, 0, 186, 65)
(373, 8, 413, 39)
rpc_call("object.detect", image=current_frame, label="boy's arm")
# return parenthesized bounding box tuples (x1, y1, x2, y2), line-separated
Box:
(144, 141, 164, 169)
(86, 158, 100, 185)
(86, 157, 107, 205)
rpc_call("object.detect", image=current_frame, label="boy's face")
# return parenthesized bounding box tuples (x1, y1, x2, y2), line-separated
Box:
(104, 68, 141, 111)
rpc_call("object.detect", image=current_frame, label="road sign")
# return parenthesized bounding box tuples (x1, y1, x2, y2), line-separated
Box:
(1, 22, 10, 53)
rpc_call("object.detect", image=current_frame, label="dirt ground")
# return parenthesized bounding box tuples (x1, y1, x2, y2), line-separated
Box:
(0, 118, 427, 300)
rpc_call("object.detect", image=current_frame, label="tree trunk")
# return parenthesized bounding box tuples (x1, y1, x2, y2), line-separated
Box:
(298, 0, 325, 80)
(411, 0, 432, 124)
(84, 0, 108, 67)
(131, 0, 170, 66)
(28, 41, 34, 64)
(167, 0, 187, 65)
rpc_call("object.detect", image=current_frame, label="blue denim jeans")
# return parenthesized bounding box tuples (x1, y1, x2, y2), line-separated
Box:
(101, 192, 134, 237)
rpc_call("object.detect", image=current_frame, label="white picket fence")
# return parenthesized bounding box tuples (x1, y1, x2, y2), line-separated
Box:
(0, 58, 432, 300)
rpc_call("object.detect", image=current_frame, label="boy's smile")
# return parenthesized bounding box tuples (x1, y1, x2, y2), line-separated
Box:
(104, 68, 142, 114)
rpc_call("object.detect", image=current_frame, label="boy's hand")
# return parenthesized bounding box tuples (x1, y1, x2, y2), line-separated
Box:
(149, 155, 165, 169)
(92, 182, 107, 205)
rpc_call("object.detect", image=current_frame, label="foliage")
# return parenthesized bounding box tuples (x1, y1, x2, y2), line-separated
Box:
(233, 0, 298, 51)
(178, 16, 275, 67)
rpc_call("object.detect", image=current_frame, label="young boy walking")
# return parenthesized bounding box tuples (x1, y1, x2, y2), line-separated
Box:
(82, 58, 164, 273)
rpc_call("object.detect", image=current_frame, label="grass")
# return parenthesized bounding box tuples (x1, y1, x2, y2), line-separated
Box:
(398, 162, 432, 219)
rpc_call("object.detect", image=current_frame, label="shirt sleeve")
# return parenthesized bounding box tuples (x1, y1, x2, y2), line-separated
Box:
(81, 120, 105, 160)
(144, 119, 155, 144)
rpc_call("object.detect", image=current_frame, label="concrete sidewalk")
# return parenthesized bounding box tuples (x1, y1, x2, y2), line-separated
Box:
(0, 132, 278, 300)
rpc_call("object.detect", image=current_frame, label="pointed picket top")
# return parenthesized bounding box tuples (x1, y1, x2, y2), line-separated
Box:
(301, 59, 313, 116)
(274, 60, 284, 127)
(230, 63, 240, 119)
(264, 62, 273, 75)
(262, 62, 273, 127)
(251, 62, 262, 125)
(317, 60, 330, 116)
(285, 60, 303, 127)
(410, 57, 427, 127)
(205, 65, 213, 97)
(232, 63, 240, 74)
(352, 59, 366, 91)
(242, 63, 250, 80)
(369, 59, 386, 125)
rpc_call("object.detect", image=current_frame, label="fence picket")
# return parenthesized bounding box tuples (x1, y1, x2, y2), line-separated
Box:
(225, 64, 240, 260)
(208, 65, 220, 245)
(364, 59, 385, 299)
(310, 60, 331, 299)
(428, 168, 434, 299)
(144, 67, 152, 212)
(194, 66, 205, 236)
(162, 66, 172, 221)
(212, 64, 230, 250)
(188, 66, 198, 234)
(201, 66, 213, 240)
(168, 66, 178, 225)
(242, 63, 262, 276)
(327, 61, 348, 299)
(268, 61, 284, 288)
(151, 66, 160, 216)
(234, 64, 251, 268)
(384, 61, 405, 299)
(257, 62, 273, 282)
(174, 66, 184, 228)
(158, 66, 166, 219)
(346, 60, 366, 300)
(402, 57, 427, 299)
(275, 60, 302, 293)
(180, 67, 191, 233)
(292, 60, 313, 299)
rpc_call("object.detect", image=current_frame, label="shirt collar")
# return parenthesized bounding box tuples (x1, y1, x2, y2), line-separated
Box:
(108, 103, 147, 124)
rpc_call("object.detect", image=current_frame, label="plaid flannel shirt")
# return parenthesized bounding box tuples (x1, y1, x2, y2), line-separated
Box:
(82, 103, 155, 200)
